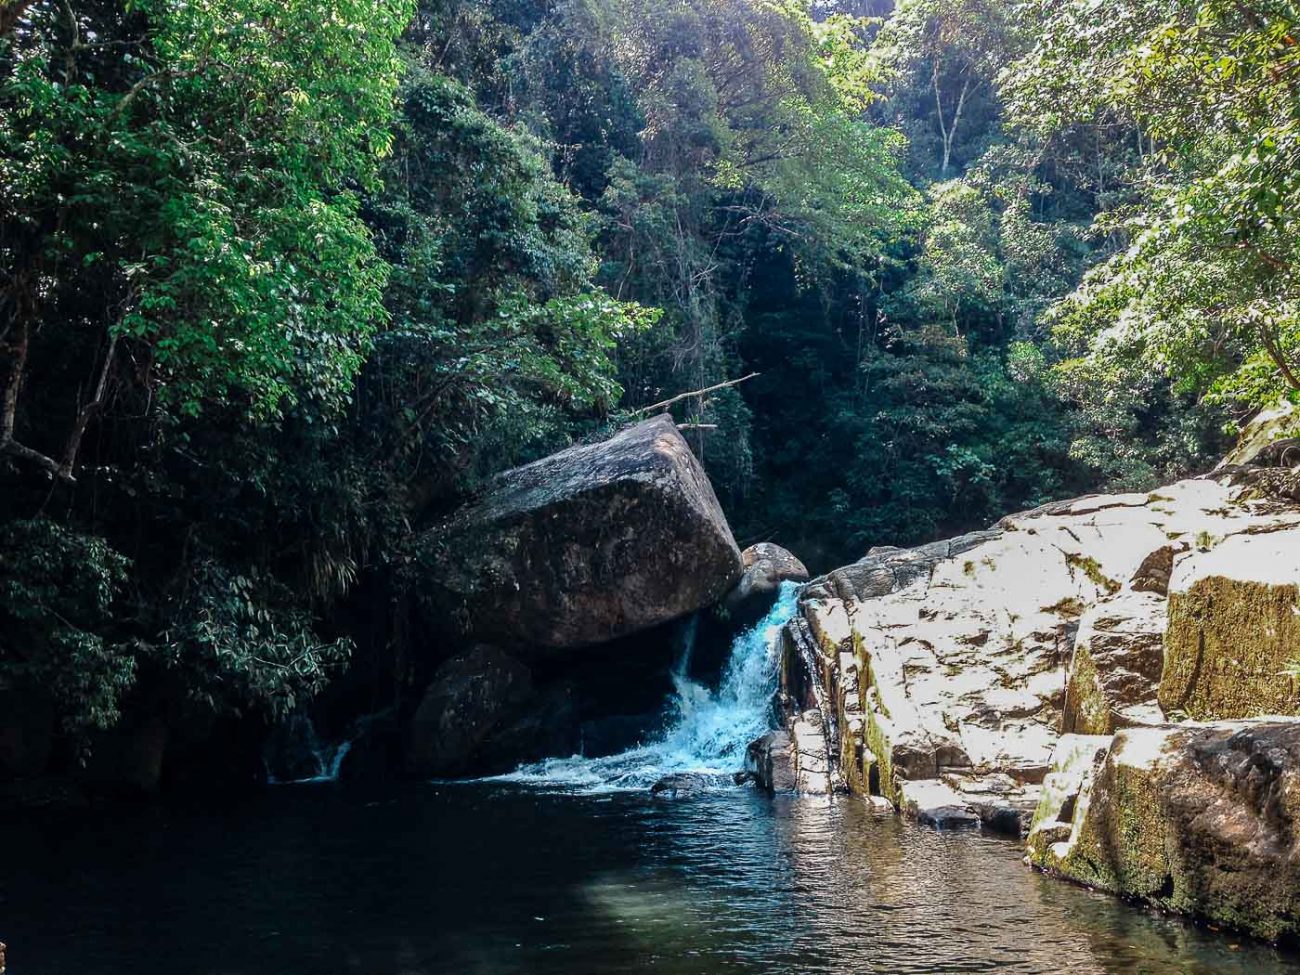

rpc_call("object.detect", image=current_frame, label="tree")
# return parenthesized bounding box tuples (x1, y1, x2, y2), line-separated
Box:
(872, 0, 1014, 179)
(1009, 0, 1300, 414)
(1, 0, 411, 481)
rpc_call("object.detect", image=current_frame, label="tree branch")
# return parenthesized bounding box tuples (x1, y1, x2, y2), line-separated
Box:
(1, 297, 28, 445)
(59, 332, 118, 476)
(631, 373, 761, 416)
(1259, 324, 1300, 392)
(1, 437, 68, 480)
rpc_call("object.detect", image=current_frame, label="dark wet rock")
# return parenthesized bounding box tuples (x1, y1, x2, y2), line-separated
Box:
(263, 712, 327, 782)
(405, 646, 576, 778)
(337, 710, 403, 785)
(746, 730, 797, 792)
(405, 647, 581, 779)
(407, 646, 534, 778)
(475, 682, 580, 773)
(418, 416, 742, 651)
(722, 543, 809, 628)
(649, 772, 715, 798)
(973, 802, 1032, 836)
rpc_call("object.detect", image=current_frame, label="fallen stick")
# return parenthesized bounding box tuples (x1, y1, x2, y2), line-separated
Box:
(631, 372, 760, 416)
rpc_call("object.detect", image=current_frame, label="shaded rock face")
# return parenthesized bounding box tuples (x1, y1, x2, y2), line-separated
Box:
(263, 712, 328, 783)
(1062, 591, 1166, 735)
(337, 710, 403, 785)
(420, 416, 742, 651)
(406, 646, 579, 778)
(746, 730, 797, 792)
(1162, 529, 1300, 721)
(722, 543, 809, 628)
(743, 718, 833, 795)
(1219, 398, 1299, 468)
(1028, 721, 1300, 943)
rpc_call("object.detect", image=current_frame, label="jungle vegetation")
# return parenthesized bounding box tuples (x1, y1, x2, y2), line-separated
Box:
(2, 0, 1293, 761)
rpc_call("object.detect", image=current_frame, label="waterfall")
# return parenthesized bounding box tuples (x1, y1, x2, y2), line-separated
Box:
(266, 720, 353, 785)
(492, 581, 801, 793)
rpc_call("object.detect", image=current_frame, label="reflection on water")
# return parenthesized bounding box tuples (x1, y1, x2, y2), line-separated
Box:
(2, 785, 1296, 974)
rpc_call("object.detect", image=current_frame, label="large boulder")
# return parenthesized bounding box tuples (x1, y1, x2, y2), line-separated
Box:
(1027, 721, 1300, 943)
(722, 543, 809, 627)
(421, 416, 743, 650)
(1161, 528, 1300, 720)
(1219, 398, 1299, 468)
(406, 646, 578, 777)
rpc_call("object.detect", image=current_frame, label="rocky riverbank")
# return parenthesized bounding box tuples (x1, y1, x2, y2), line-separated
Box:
(762, 408, 1300, 943)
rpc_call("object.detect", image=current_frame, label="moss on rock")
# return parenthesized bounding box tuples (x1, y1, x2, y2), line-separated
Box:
(1029, 721, 1300, 943)
(1161, 529, 1300, 720)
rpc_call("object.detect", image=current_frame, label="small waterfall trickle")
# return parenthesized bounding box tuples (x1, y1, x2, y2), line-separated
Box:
(265, 715, 353, 785)
(493, 581, 801, 793)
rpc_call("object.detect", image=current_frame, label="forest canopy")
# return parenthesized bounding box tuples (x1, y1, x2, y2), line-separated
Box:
(2, 0, 1294, 763)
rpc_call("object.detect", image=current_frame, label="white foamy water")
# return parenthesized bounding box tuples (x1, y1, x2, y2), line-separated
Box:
(491, 581, 801, 793)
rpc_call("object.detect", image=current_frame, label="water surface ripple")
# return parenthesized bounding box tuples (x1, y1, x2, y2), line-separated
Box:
(2, 785, 1298, 974)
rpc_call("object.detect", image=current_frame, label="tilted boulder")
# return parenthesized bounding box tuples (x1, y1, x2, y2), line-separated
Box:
(420, 416, 743, 650)
(1161, 528, 1300, 721)
(1218, 398, 1299, 469)
(1027, 721, 1300, 943)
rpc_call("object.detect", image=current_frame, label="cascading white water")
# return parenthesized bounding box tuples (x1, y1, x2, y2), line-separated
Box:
(493, 580, 801, 793)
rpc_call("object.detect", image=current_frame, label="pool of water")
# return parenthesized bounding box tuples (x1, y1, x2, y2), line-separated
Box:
(2, 782, 1298, 974)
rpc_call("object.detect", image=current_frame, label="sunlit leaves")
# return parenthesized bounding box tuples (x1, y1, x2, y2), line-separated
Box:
(1010, 0, 1300, 410)
(1, 0, 413, 422)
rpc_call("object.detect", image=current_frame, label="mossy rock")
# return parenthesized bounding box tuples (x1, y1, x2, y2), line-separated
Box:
(1161, 530, 1300, 720)
(1063, 591, 1165, 735)
(1030, 721, 1300, 944)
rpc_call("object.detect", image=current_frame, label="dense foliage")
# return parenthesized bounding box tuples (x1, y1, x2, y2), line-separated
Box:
(1, 0, 1278, 778)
